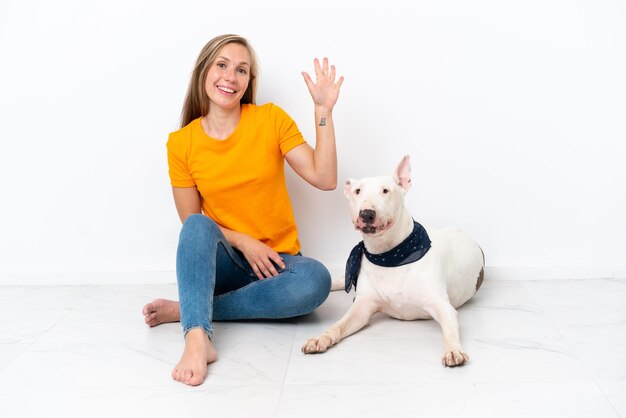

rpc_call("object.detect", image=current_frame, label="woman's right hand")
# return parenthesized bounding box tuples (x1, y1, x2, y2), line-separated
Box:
(235, 234, 286, 280)
(171, 187, 287, 279)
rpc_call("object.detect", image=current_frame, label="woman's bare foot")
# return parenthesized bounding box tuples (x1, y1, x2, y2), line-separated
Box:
(171, 328, 218, 386)
(142, 299, 180, 327)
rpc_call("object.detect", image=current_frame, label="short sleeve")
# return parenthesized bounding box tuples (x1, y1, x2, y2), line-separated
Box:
(271, 104, 306, 156)
(166, 132, 196, 188)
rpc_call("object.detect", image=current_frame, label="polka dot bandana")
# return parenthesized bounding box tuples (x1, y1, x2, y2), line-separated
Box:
(344, 220, 432, 293)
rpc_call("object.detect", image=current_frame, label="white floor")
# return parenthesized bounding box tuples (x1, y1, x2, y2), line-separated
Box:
(0, 278, 625, 418)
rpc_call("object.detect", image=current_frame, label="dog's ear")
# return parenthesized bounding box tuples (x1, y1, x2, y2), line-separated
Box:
(344, 178, 355, 198)
(393, 155, 412, 190)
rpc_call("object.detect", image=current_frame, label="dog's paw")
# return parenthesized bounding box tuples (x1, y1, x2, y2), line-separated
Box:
(441, 349, 469, 367)
(301, 335, 335, 354)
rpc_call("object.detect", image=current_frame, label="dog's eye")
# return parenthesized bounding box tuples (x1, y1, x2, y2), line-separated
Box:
(383, 188, 389, 194)
(355, 188, 361, 195)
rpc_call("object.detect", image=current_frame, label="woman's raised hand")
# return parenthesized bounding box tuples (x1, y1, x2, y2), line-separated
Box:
(302, 57, 344, 112)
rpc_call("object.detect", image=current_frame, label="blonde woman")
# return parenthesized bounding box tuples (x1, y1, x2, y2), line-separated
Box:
(142, 34, 343, 386)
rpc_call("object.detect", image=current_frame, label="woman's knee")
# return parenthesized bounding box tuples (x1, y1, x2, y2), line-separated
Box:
(177, 215, 224, 262)
(182, 213, 215, 230)
(180, 214, 221, 241)
(289, 257, 331, 310)
(308, 259, 332, 297)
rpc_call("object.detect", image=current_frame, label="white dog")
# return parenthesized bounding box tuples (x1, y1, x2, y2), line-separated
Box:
(302, 155, 484, 366)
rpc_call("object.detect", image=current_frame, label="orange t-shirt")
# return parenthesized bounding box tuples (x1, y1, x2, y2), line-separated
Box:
(166, 103, 306, 254)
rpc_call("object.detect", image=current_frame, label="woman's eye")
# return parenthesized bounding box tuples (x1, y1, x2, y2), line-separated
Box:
(355, 188, 361, 195)
(237, 68, 248, 75)
(217, 62, 226, 69)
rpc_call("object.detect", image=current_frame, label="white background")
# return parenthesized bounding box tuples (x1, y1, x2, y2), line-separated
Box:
(1, 0, 624, 284)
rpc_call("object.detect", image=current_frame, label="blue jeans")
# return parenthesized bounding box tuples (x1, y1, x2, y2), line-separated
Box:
(176, 214, 332, 339)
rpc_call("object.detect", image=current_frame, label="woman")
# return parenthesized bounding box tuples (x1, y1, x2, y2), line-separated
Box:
(142, 34, 343, 386)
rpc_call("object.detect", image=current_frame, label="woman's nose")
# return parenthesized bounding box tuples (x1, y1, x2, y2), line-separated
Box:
(224, 68, 237, 82)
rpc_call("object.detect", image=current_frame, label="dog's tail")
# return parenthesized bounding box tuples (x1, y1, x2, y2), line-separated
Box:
(475, 246, 485, 292)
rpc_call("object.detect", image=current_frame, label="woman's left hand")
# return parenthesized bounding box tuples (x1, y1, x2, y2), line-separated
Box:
(302, 57, 344, 112)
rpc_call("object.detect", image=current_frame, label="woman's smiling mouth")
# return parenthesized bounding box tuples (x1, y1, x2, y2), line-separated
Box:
(218, 86, 236, 94)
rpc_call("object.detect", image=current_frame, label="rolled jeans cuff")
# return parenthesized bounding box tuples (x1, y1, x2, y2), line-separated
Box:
(183, 324, 213, 340)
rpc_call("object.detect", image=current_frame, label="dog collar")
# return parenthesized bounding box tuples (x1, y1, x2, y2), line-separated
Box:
(344, 220, 431, 292)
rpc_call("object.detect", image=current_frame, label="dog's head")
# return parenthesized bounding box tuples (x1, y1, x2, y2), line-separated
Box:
(344, 155, 412, 236)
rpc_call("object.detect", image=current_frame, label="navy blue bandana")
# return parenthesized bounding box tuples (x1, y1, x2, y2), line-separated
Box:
(345, 220, 432, 293)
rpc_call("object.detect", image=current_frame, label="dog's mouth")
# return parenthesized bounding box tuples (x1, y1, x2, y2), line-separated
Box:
(356, 219, 394, 235)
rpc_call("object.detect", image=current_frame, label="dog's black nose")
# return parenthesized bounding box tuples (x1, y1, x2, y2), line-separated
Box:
(359, 209, 376, 224)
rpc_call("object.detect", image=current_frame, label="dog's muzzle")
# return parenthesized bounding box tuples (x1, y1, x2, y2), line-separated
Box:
(356, 209, 394, 235)
(358, 209, 378, 234)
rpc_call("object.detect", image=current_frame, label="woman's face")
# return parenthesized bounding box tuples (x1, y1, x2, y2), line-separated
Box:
(204, 42, 251, 112)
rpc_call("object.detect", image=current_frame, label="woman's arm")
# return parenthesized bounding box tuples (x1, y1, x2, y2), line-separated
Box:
(171, 186, 285, 279)
(285, 57, 343, 191)
(172, 186, 202, 223)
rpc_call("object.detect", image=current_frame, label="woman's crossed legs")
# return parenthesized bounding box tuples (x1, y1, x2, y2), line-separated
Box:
(142, 214, 331, 385)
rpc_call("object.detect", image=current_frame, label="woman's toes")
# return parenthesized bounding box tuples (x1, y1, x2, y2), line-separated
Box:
(188, 372, 204, 386)
(141, 303, 152, 316)
(147, 313, 159, 326)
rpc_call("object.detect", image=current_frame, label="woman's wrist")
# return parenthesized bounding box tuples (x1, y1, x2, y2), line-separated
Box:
(314, 105, 333, 116)
(315, 107, 333, 128)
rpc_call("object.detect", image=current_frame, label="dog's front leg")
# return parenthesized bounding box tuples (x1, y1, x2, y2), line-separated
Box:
(301, 297, 379, 354)
(425, 301, 469, 367)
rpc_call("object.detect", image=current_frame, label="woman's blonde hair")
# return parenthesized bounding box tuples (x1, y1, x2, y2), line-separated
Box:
(180, 34, 259, 128)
